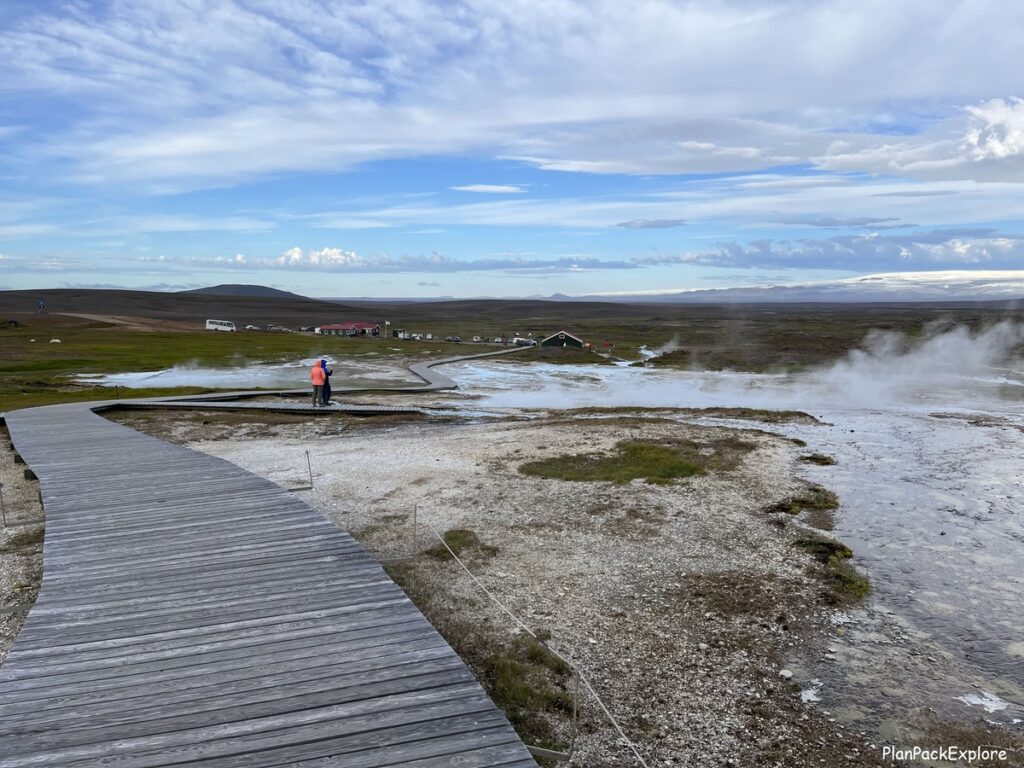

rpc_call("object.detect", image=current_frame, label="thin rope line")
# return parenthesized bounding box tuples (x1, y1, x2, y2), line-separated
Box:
(423, 520, 650, 768)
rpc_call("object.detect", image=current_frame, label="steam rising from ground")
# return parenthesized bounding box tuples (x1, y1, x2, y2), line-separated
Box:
(652, 334, 683, 356)
(76, 355, 420, 389)
(74, 323, 1024, 412)
(464, 322, 1024, 411)
(814, 321, 1024, 406)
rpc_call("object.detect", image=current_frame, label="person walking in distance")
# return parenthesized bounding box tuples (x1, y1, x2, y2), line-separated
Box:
(310, 358, 326, 407)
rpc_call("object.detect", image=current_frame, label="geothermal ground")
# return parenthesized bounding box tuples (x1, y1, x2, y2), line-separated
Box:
(111, 403, 1024, 768)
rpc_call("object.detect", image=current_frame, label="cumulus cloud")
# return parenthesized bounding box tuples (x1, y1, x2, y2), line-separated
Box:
(964, 97, 1024, 161)
(818, 98, 1024, 182)
(277, 246, 360, 267)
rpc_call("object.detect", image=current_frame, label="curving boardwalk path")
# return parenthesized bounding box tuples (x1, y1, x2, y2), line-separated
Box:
(0, 348, 536, 767)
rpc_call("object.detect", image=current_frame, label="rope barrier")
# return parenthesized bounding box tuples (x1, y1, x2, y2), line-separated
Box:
(423, 520, 650, 768)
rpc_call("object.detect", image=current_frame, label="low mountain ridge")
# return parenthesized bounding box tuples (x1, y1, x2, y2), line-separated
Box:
(181, 284, 310, 300)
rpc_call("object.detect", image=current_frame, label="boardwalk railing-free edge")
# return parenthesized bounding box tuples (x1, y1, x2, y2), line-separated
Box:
(0, 347, 537, 767)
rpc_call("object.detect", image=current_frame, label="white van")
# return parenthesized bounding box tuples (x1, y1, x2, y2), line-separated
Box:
(205, 319, 236, 332)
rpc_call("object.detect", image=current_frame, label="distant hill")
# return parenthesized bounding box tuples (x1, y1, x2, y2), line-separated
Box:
(560, 271, 1024, 304)
(182, 284, 310, 300)
(0, 288, 366, 327)
(4, 287, 1023, 337)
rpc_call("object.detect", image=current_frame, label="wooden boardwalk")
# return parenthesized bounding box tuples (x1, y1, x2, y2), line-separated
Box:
(0, 371, 536, 766)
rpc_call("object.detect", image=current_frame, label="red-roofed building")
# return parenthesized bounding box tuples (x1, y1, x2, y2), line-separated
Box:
(317, 322, 381, 337)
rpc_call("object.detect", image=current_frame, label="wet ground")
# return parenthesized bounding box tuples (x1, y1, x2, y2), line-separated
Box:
(440, 358, 1024, 740)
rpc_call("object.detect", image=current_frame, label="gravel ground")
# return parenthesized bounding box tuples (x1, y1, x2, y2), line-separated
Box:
(0, 425, 45, 665)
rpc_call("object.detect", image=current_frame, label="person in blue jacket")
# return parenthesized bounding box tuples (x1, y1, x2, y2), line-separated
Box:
(320, 358, 333, 405)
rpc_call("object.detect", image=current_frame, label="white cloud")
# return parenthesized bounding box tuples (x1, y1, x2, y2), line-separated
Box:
(0, 223, 56, 239)
(298, 175, 1024, 232)
(817, 98, 1024, 182)
(964, 97, 1024, 161)
(90, 215, 275, 234)
(277, 247, 361, 267)
(235, 247, 637, 273)
(615, 218, 688, 229)
(635, 230, 1024, 271)
(2, 1, 1023, 186)
(450, 184, 524, 193)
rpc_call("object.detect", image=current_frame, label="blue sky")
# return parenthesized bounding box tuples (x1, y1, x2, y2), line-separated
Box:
(2, 0, 1024, 298)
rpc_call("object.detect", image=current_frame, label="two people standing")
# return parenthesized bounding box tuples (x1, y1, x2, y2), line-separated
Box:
(310, 358, 333, 406)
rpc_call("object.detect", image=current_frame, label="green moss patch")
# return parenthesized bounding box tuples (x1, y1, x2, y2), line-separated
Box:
(481, 634, 573, 736)
(765, 484, 839, 515)
(794, 533, 870, 603)
(799, 453, 837, 465)
(519, 437, 753, 485)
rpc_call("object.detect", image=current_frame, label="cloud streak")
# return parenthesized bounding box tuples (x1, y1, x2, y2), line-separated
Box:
(637, 230, 1024, 271)
(203, 247, 639, 274)
(2, 2, 1023, 186)
(154, 228, 1024, 276)
(450, 184, 524, 194)
(615, 218, 688, 229)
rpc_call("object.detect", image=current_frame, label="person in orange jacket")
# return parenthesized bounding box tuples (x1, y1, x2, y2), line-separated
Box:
(310, 360, 326, 406)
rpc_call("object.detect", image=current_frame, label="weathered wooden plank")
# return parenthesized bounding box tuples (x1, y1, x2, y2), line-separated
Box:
(0, 628, 446, 718)
(5, 662, 476, 750)
(0, 685, 493, 767)
(193, 720, 526, 768)
(1, 390, 534, 767)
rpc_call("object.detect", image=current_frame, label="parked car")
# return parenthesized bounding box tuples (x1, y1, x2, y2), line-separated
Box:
(244, 324, 259, 330)
(494, 336, 504, 343)
(444, 336, 455, 342)
(472, 336, 482, 343)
